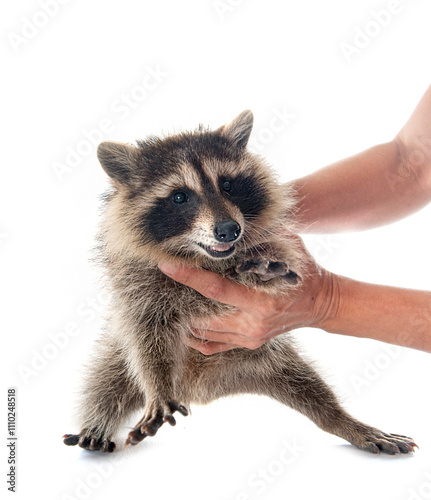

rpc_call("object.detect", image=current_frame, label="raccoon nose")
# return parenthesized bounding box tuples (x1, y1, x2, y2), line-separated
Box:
(214, 220, 241, 242)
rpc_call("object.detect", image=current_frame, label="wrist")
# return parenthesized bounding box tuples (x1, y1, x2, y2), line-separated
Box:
(308, 269, 342, 332)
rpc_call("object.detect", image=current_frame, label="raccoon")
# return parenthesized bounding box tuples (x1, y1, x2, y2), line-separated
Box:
(63, 111, 416, 455)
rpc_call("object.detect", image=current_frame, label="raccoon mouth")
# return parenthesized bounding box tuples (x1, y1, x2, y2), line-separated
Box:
(198, 243, 236, 258)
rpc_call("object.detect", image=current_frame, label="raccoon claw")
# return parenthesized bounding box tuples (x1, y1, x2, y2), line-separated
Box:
(125, 401, 188, 447)
(169, 401, 189, 416)
(353, 429, 417, 455)
(63, 434, 80, 446)
(63, 433, 116, 452)
(231, 259, 298, 283)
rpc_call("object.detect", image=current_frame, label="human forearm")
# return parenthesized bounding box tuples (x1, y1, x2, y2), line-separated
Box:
(289, 139, 431, 233)
(316, 274, 431, 352)
(287, 85, 431, 233)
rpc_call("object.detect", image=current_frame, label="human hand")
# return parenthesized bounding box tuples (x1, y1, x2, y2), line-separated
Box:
(159, 237, 337, 355)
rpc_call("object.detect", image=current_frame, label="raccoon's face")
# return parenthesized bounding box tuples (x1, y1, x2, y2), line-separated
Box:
(97, 111, 285, 265)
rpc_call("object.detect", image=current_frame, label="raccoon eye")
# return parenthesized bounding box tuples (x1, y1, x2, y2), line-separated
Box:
(222, 180, 231, 193)
(172, 192, 189, 204)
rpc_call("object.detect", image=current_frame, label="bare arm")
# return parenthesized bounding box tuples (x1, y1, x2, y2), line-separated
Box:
(290, 85, 431, 232)
(159, 260, 431, 354)
(320, 275, 431, 352)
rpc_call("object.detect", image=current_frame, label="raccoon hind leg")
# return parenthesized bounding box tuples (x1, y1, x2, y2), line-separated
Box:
(193, 341, 417, 454)
(262, 347, 417, 454)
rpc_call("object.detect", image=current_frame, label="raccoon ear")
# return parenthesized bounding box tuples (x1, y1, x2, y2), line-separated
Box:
(97, 141, 138, 185)
(218, 110, 254, 149)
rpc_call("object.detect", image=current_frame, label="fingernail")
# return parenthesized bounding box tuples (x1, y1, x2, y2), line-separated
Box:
(158, 262, 180, 276)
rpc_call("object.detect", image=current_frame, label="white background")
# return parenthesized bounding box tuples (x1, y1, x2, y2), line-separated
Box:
(2, 1, 431, 499)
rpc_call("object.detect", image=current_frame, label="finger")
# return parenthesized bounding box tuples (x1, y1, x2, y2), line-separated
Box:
(191, 328, 265, 350)
(184, 336, 240, 355)
(191, 313, 246, 335)
(191, 328, 242, 344)
(158, 262, 257, 310)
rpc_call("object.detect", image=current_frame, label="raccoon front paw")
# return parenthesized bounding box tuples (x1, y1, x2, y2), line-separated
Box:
(351, 427, 418, 455)
(63, 433, 116, 452)
(125, 400, 188, 447)
(228, 259, 298, 283)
